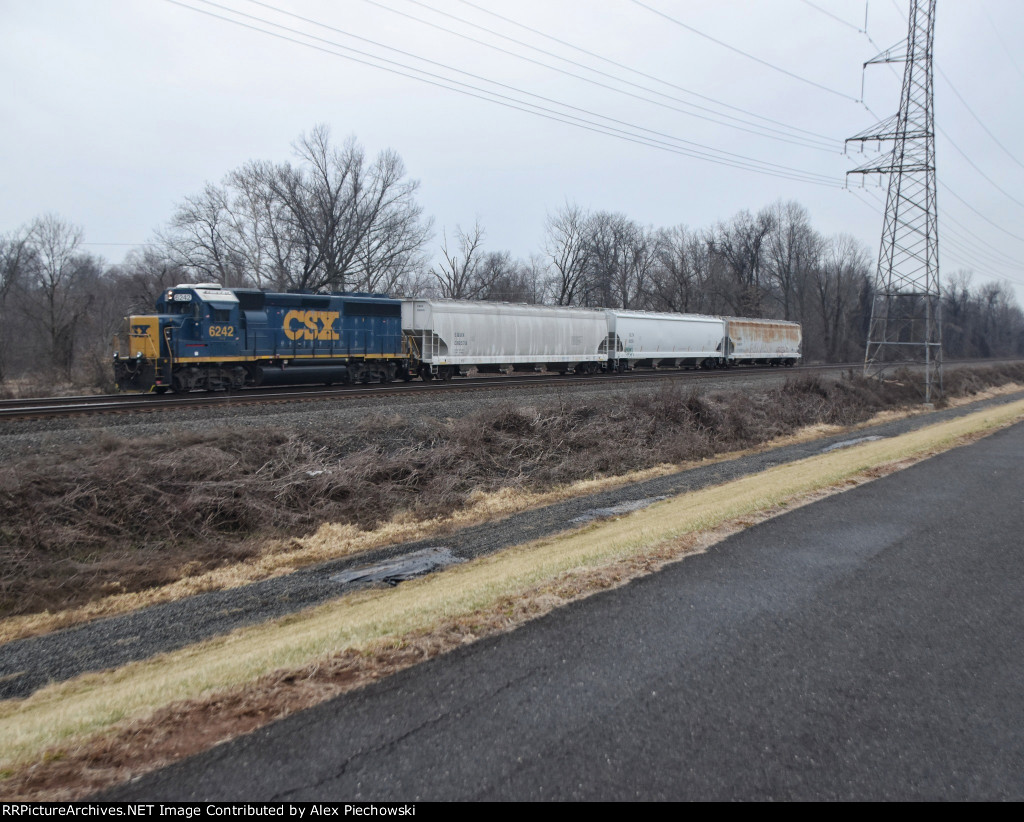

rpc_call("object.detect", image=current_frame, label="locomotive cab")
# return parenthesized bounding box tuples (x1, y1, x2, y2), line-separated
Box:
(113, 283, 244, 392)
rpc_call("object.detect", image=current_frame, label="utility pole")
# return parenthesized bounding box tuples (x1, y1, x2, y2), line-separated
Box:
(847, 0, 941, 403)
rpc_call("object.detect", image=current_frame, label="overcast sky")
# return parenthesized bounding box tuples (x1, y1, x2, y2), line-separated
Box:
(2, 0, 1022, 303)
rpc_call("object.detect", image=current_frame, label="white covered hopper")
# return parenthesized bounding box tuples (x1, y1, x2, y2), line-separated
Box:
(605, 310, 726, 368)
(402, 300, 608, 373)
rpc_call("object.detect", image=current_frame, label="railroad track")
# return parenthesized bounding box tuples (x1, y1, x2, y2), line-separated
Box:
(0, 359, 1008, 421)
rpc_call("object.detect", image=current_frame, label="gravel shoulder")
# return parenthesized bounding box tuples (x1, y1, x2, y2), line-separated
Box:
(0, 367, 825, 461)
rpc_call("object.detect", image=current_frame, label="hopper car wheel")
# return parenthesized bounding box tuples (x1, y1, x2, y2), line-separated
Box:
(154, 387, 168, 395)
(440, 366, 455, 382)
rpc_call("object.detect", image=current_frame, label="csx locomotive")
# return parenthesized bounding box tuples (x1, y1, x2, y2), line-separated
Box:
(113, 283, 410, 393)
(113, 283, 802, 392)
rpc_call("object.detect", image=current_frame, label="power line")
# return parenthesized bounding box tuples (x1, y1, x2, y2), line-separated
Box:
(941, 234, 1024, 285)
(941, 224, 1024, 275)
(851, 185, 1024, 291)
(936, 66, 1024, 172)
(860, 183, 1022, 266)
(164, 0, 843, 188)
(455, 0, 840, 144)
(796, 0, 890, 54)
(940, 182, 1024, 244)
(231, 0, 841, 182)
(354, 0, 839, 152)
(798, 0, 863, 33)
(629, 0, 861, 102)
(937, 126, 1024, 212)
(981, 5, 1024, 81)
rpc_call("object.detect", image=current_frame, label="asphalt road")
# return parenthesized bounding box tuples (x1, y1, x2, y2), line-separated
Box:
(103, 418, 1024, 801)
(5, 390, 1023, 700)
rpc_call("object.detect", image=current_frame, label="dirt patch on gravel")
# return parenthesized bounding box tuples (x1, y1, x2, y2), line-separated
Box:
(2, 363, 1023, 620)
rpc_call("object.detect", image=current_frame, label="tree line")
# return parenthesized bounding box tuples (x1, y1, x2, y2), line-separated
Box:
(1, 126, 1021, 390)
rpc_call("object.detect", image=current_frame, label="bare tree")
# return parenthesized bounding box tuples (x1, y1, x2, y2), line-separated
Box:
(19, 215, 98, 379)
(223, 160, 307, 289)
(587, 212, 648, 308)
(649, 225, 693, 313)
(475, 251, 541, 303)
(277, 127, 429, 291)
(620, 222, 656, 309)
(108, 246, 186, 314)
(765, 200, 819, 321)
(941, 270, 974, 357)
(0, 227, 33, 381)
(814, 234, 871, 361)
(163, 125, 430, 293)
(712, 208, 775, 316)
(162, 182, 249, 287)
(430, 222, 488, 299)
(351, 149, 432, 294)
(544, 202, 592, 305)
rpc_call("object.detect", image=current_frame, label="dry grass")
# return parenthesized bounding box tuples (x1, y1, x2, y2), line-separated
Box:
(2, 362, 1024, 622)
(2, 363, 1023, 627)
(6, 377, 1022, 645)
(0, 465, 681, 644)
(2, 396, 1023, 799)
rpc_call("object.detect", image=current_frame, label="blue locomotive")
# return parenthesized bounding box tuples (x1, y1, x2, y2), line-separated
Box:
(113, 283, 411, 392)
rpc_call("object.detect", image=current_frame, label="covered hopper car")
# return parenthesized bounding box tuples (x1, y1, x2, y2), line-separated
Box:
(722, 317, 802, 365)
(604, 310, 726, 371)
(403, 299, 609, 380)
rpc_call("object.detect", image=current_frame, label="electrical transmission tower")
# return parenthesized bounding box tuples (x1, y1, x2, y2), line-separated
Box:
(847, 0, 941, 402)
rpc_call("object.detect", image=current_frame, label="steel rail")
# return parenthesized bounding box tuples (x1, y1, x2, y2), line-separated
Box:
(0, 359, 1016, 422)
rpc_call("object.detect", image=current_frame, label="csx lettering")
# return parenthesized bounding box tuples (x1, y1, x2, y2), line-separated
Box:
(284, 310, 340, 341)
(131, 325, 152, 336)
